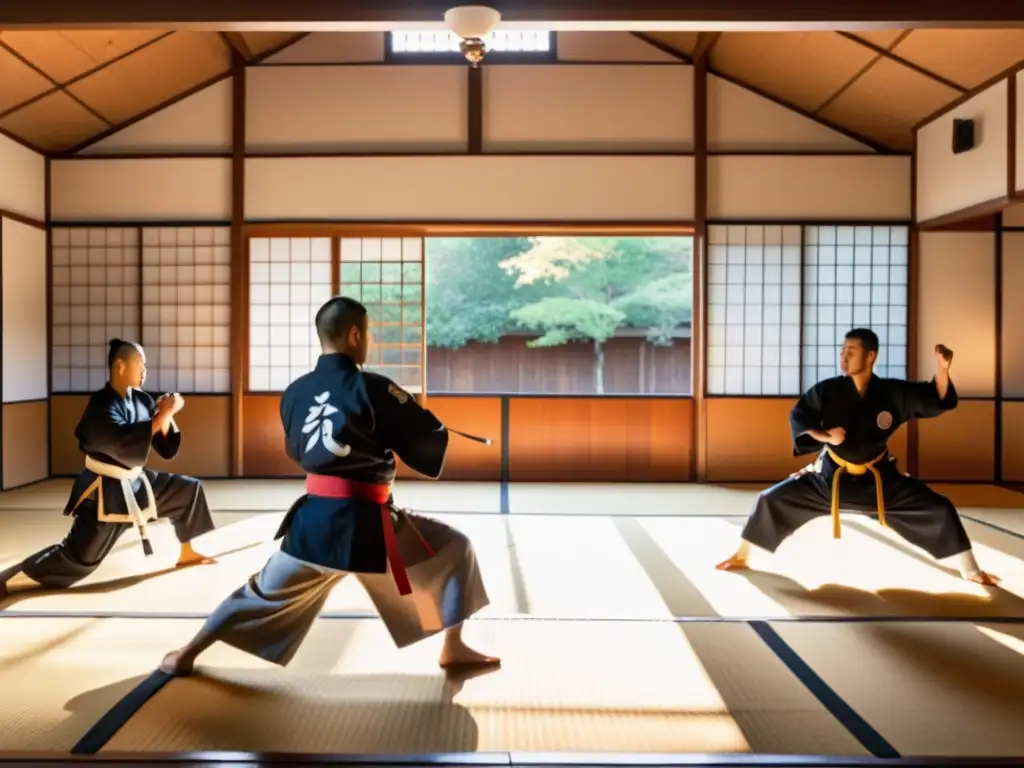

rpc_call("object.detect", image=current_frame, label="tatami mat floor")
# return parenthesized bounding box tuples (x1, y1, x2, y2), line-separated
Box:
(1, 479, 1024, 761)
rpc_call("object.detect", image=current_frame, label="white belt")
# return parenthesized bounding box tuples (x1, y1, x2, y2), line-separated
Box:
(73, 456, 158, 555)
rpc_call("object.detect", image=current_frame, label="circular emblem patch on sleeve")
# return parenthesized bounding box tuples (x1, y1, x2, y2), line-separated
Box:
(876, 410, 893, 430)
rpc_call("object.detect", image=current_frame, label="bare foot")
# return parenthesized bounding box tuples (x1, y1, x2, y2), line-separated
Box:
(967, 570, 1000, 586)
(715, 554, 750, 571)
(439, 644, 501, 670)
(159, 649, 196, 677)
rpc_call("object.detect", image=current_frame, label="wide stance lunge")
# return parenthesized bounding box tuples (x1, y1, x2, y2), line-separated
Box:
(716, 328, 997, 586)
(0, 340, 216, 602)
(161, 297, 499, 676)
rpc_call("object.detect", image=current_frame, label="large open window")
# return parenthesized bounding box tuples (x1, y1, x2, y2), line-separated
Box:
(425, 235, 694, 395)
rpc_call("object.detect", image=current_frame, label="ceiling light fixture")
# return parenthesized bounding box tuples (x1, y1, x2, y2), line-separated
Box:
(444, 5, 502, 66)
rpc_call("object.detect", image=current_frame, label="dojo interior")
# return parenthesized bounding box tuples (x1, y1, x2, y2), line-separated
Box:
(0, 18, 1022, 767)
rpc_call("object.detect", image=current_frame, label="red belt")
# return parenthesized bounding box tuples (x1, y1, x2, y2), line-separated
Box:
(305, 474, 435, 596)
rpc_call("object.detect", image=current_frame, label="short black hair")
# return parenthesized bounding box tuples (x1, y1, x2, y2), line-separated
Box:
(315, 296, 368, 345)
(844, 328, 879, 355)
(107, 338, 140, 369)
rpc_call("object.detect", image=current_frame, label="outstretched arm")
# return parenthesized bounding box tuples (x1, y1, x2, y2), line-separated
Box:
(366, 375, 449, 479)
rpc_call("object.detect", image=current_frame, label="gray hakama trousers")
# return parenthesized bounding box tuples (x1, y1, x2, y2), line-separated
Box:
(199, 512, 490, 666)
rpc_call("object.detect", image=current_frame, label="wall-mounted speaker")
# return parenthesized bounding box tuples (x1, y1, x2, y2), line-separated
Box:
(952, 118, 975, 154)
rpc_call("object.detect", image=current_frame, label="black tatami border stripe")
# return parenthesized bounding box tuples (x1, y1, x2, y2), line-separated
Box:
(69, 670, 173, 755)
(749, 621, 900, 759)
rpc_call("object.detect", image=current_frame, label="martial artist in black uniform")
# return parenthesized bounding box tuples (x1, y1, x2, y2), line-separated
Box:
(717, 328, 997, 586)
(0, 340, 216, 601)
(159, 297, 498, 677)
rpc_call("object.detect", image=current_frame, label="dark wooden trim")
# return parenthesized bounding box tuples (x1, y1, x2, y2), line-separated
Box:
(0, 31, 175, 121)
(467, 65, 483, 155)
(61, 152, 233, 160)
(0, 215, 4, 488)
(0, 207, 45, 230)
(242, 221, 696, 237)
(48, 150, 907, 161)
(1010, 70, 1018, 197)
(330, 236, 341, 294)
(220, 31, 252, 60)
(2, 396, 50, 405)
(246, 150, 694, 158)
(60, 70, 234, 156)
(692, 45, 708, 483)
(44, 157, 52, 479)
(913, 59, 1024, 132)
(917, 197, 1014, 230)
(907, 129, 919, 476)
(995, 212, 1004, 482)
(49, 219, 233, 228)
(835, 31, 967, 94)
(5, 0, 1024, 25)
(249, 32, 313, 66)
(692, 32, 722, 62)
(707, 218, 913, 226)
(230, 50, 246, 478)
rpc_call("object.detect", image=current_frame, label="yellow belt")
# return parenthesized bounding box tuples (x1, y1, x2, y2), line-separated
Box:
(825, 447, 887, 538)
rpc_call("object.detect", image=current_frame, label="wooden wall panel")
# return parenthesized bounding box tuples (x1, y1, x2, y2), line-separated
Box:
(508, 397, 692, 482)
(3, 400, 47, 489)
(0, 132, 45, 222)
(707, 76, 869, 153)
(916, 79, 1009, 223)
(916, 400, 996, 481)
(421, 396, 502, 481)
(707, 155, 911, 220)
(241, 393, 295, 477)
(50, 394, 89, 476)
(50, 158, 232, 222)
(1002, 401, 1024, 482)
(79, 79, 233, 156)
(705, 397, 910, 482)
(483, 65, 693, 152)
(1017, 72, 1023, 195)
(51, 394, 231, 478)
(146, 395, 231, 478)
(246, 66, 468, 153)
(1, 217, 47, 403)
(245, 156, 695, 222)
(917, 232, 997, 397)
(1002, 232, 1024, 397)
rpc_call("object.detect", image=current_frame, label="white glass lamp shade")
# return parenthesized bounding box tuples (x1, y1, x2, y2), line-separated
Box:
(444, 6, 501, 39)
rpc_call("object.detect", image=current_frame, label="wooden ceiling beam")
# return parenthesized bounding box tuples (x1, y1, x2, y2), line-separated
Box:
(3, 0, 1024, 28)
(219, 31, 252, 60)
(692, 32, 722, 61)
(836, 31, 967, 92)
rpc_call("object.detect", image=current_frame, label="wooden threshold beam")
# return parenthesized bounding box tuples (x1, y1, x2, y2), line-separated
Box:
(3, 0, 1024, 28)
